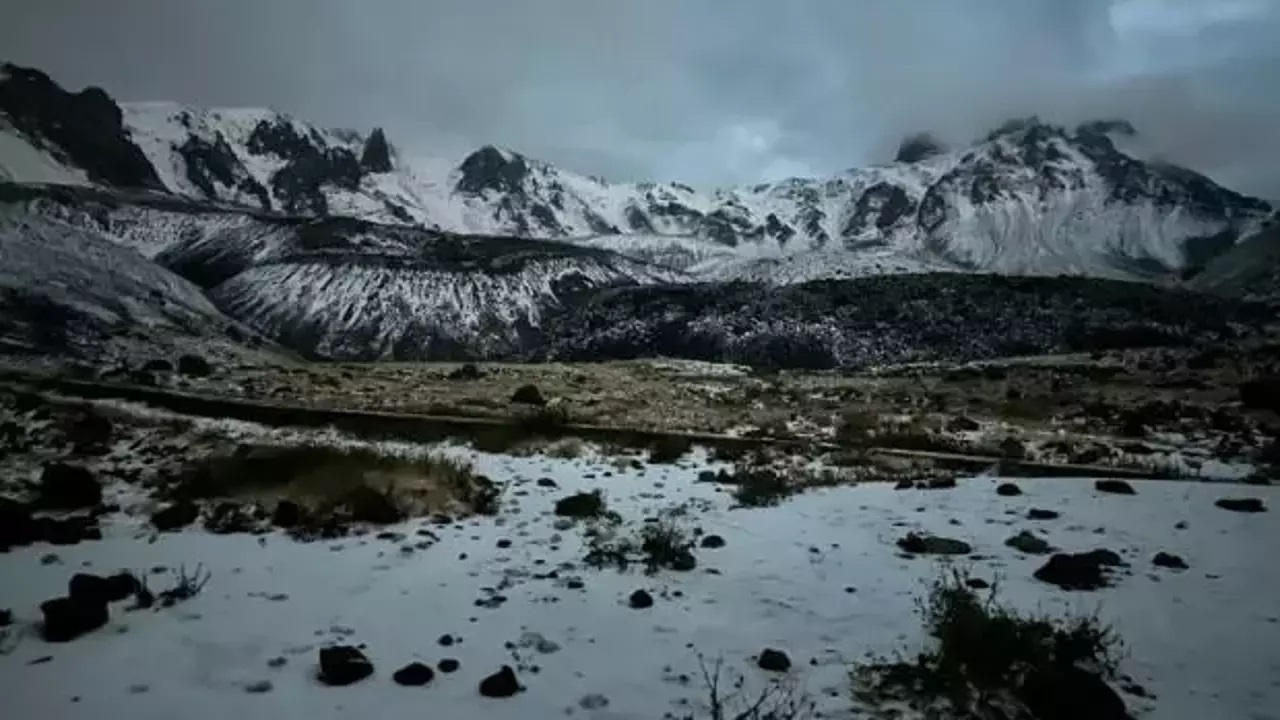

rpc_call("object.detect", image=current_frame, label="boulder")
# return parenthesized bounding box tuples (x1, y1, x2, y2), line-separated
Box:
(511, 384, 546, 406)
(1027, 508, 1060, 520)
(151, 500, 199, 531)
(344, 486, 403, 524)
(996, 482, 1023, 496)
(1034, 551, 1120, 591)
(37, 463, 101, 509)
(1095, 479, 1136, 495)
(40, 595, 108, 642)
(392, 662, 435, 687)
(317, 646, 374, 686)
(1005, 530, 1052, 555)
(757, 648, 792, 672)
(897, 532, 972, 555)
(1152, 551, 1188, 569)
(478, 665, 520, 698)
(1215, 497, 1266, 513)
(628, 589, 654, 609)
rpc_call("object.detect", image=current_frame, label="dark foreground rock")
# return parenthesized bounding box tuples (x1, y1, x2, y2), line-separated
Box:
(40, 595, 108, 642)
(897, 532, 972, 555)
(1215, 497, 1266, 513)
(757, 648, 792, 672)
(996, 482, 1023, 497)
(1018, 664, 1134, 720)
(1095, 479, 1136, 495)
(37, 463, 101, 509)
(1034, 550, 1123, 590)
(1152, 551, 1189, 569)
(629, 589, 654, 609)
(479, 665, 520, 698)
(392, 662, 435, 686)
(1005, 530, 1053, 555)
(151, 500, 199, 531)
(318, 646, 374, 686)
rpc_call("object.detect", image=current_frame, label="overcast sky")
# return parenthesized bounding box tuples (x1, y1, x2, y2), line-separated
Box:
(4, 0, 1279, 200)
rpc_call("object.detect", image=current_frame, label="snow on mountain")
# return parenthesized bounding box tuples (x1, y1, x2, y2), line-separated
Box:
(3, 62, 1271, 285)
(0, 209, 261, 362)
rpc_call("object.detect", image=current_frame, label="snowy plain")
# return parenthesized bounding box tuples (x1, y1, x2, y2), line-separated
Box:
(1, 437, 1277, 720)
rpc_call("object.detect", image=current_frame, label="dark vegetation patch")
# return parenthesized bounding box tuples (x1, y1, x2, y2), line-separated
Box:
(584, 513, 698, 574)
(852, 570, 1128, 719)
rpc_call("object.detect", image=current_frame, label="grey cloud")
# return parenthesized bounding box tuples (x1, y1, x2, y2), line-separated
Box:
(2, 0, 1277, 200)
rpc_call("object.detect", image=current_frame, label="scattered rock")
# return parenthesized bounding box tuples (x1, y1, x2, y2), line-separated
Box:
(267, 656, 287, 668)
(511, 384, 546, 406)
(317, 646, 374, 686)
(1152, 552, 1188, 570)
(535, 477, 558, 488)
(37, 463, 101, 510)
(151, 500, 199, 531)
(554, 491, 604, 518)
(946, 415, 981, 432)
(579, 693, 610, 710)
(495, 538, 512, 549)
(922, 477, 958, 490)
(629, 589, 654, 609)
(176, 354, 212, 377)
(438, 658, 460, 673)
(699, 534, 726, 549)
(1215, 497, 1266, 513)
(893, 478, 915, 490)
(479, 665, 521, 698)
(447, 363, 483, 381)
(204, 501, 255, 534)
(1019, 664, 1134, 720)
(1095, 480, 1136, 495)
(1027, 508, 1060, 520)
(438, 633, 455, 647)
(996, 482, 1023, 497)
(966, 577, 991, 589)
(392, 662, 435, 686)
(68, 572, 136, 605)
(896, 532, 971, 555)
(1034, 551, 1121, 591)
(757, 648, 792, 672)
(1005, 531, 1052, 555)
(40, 596, 108, 642)
(67, 411, 113, 450)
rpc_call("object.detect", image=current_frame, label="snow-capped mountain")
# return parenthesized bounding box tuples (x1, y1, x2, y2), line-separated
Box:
(1, 62, 1271, 284)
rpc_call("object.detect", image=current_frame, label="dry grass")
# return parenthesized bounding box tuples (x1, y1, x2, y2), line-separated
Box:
(168, 444, 485, 517)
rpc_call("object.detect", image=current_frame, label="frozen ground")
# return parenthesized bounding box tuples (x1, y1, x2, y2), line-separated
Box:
(1, 441, 1278, 720)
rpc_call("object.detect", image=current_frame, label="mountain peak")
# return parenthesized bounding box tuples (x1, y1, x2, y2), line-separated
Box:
(455, 144, 531, 196)
(894, 132, 947, 163)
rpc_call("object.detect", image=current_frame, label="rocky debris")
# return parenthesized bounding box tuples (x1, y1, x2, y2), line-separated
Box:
(554, 490, 604, 518)
(151, 500, 199, 531)
(438, 658, 461, 673)
(920, 477, 958, 490)
(699, 534, 726, 549)
(176, 354, 212, 377)
(579, 693, 610, 710)
(1152, 552, 1189, 569)
(945, 415, 981, 432)
(479, 665, 521, 698)
(897, 532, 972, 555)
(996, 482, 1023, 497)
(628, 589, 654, 609)
(1019, 664, 1135, 720)
(535, 477, 558, 488)
(317, 645, 374, 686)
(1095, 479, 1136, 495)
(37, 463, 101, 509)
(35, 514, 102, 546)
(511, 384, 546, 406)
(1034, 550, 1123, 591)
(40, 595, 108, 642)
(437, 633, 455, 647)
(894, 478, 915, 490)
(243, 680, 273, 693)
(360, 128, 393, 173)
(392, 662, 435, 687)
(1005, 530, 1053, 555)
(757, 648, 792, 672)
(1215, 497, 1267, 513)
(1028, 508, 1060, 520)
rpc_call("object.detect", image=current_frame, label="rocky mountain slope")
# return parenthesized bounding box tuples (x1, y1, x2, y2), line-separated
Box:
(1188, 215, 1280, 302)
(1, 62, 1272, 284)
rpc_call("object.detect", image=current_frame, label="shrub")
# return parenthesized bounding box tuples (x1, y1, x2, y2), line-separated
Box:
(584, 514, 697, 574)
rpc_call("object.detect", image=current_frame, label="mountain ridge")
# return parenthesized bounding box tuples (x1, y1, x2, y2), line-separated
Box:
(1, 61, 1271, 285)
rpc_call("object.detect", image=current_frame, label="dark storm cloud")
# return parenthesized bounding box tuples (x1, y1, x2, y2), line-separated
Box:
(3, 0, 1278, 200)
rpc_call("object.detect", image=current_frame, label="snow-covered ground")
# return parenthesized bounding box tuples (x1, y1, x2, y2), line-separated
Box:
(2, 437, 1277, 720)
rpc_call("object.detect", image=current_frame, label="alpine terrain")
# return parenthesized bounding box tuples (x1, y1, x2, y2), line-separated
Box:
(1, 41, 1279, 720)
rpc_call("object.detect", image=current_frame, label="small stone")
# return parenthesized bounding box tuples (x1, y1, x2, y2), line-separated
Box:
(757, 648, 791, 672)
(1005, 530, 1052, 555)
(438, 658, 460, 673)
(479, 665, 520, 697)
(1152, 551, 1188, 570)
(536, 478, 558, 488)
(699, 534, 726, 549)
(896, 532, 971, 555)
(996, 482, 1023, 497)
(267, 656, 287, 668)
(393, 662, 435, 686)
(41, 553, 62, 565)
(151, 501, 199, 531)
(438, 633, 455, 647)
(629, 589, 654, 609)
(966, 577, 991, 589)
(579, 693, 610, 710)
(1027, 508, 1060, 520)
(496, 538, 512, 549)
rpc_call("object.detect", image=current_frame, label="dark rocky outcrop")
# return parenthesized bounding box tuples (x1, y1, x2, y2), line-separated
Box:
(176, 354, 212, 377)
(511, 384, 546, 406)
(1152, 551, 1188, 569)
(360, 128, 393, 173)
(37, 463, 101, 510)
(1018, 663, 1134, 720)
(0, 63, 160, 188)
(456, 146, 530, 196)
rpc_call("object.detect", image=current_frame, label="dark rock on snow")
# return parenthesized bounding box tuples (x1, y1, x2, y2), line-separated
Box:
(699, 534, 726, 549)
(438, 658, 461, 673)
(392, 662, 435, 687)
(271, 500, 304, 528)
(1034, 550, 1122, 591)
(0, 608, 12, 627)
(317, 645, 374, 686)
(1027, 508, 1060, 520)
(554, 491, 604, 518)
(1019, 663, 1135, 720)
(1215, 497, 1266, 513)
(757, 648, 792, 672)
(40, 595, 108, 642)
(629, 589, 654, 609)
(511, 384, 546, 406)
(479, 665, 521, 698)
(1095, 479, 1137, 495)
(1005, 530, 1053, 555)
(996, 482, 1023, 496)
(151, 500, 199, 531)
(897, 532, 972, 555)
(1152, 551, 1189, 569)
